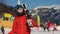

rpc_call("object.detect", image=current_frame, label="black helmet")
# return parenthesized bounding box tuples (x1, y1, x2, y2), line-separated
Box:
(14, 5, 23, 11)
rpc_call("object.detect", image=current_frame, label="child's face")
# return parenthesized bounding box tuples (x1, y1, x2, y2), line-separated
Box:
(17, 8, 23, 13)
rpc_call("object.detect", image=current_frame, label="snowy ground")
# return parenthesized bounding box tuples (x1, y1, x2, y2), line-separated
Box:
(31, 31, 60, 34)
(0, 27, 60, 34)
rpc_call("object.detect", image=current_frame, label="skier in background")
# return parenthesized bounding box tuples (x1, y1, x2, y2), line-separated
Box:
(47, 20, 51, 31)
(53, 23, 57, 31)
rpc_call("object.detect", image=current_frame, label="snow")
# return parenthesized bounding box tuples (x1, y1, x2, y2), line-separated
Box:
(0, 27, 60, 34)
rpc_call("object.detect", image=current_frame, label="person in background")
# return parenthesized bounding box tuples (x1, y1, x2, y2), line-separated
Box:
(47, 20, 51, 31)
(53, 23, 57, 31)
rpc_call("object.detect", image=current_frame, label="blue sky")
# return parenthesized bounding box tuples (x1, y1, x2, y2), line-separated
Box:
(2, 0, 60, 9)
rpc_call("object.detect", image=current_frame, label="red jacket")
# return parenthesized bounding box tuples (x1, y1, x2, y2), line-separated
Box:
(8, 15, 38, 34)
(47, 21, 51, 28)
